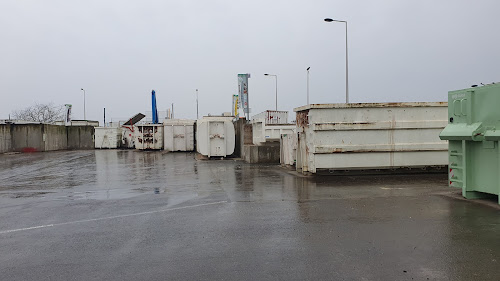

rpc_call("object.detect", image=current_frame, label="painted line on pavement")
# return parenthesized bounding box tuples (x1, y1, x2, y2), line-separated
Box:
(0, 201, 227, 235)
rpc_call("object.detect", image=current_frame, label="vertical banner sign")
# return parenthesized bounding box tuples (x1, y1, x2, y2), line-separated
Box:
(238, 73, 250, 119)
(232, 95, 239, 117)
(64, 104, 72, 126)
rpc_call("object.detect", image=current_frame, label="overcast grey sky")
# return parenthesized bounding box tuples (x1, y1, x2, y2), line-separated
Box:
(1, 0, 498, 123)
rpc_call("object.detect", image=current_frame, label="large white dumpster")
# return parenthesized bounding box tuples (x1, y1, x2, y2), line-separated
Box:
(196, 116, 235, 157)
(294, 102, 449, 174)
(121, 125, 136, 148)
(163, 119, 195, 152)
(94, 127, 121, 149)
(252, 118, 295, 145)
(252, 110, 289, 124)
(135, 124, 163, 150)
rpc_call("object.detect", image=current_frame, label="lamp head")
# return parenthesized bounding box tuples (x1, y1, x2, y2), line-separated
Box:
(324, 18, 333, 22)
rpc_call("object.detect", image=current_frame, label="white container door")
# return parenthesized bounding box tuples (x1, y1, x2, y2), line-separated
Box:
(173, 126, 187, 151)
(164, 126, 173, 151)
(208, 121, 225, 157)
(185, 126, 194, 151)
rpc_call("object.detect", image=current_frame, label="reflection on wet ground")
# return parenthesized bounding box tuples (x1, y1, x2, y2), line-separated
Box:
(0, 150, 450, 203)
(1, 150, 500, 280)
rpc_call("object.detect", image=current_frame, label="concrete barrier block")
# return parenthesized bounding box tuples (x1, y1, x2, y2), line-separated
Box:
(244, 143, 280, 164)
(0, 124, 12, 153)
(44, 125, 68, 151)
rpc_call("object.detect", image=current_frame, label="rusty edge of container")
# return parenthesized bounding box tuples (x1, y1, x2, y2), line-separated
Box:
(293, 102, 448, 112)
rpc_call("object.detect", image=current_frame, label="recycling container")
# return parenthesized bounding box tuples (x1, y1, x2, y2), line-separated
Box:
(251, 118, 295, 145)
(94, 127, 121, 149)
(295, 102, 448, 174)
(163, 119, 195, 152)
(440, 83, 500, 202)
(135, 124, 163, 150)
(196, 116, 235, 157)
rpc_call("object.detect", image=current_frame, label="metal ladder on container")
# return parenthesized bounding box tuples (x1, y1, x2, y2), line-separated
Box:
(449, 140, 465, 188)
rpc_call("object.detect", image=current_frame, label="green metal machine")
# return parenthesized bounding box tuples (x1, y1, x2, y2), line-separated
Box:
(440, 83, 500, 202)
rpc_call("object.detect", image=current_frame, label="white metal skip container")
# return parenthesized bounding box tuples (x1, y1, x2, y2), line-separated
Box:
(163, 119, 195, 152)
(252, 110, 289, 124)
(252, 118, 295, 145)
(134, 124, 164, 150)
(294, 102, 449, 174)
(196, 117, 235, 157)
(94, 127, 121, 149)
(121, 125, 136, 148)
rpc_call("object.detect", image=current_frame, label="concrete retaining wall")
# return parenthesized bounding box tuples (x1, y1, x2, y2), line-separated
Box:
(243, 143, 280, 164)
(234, 119, 254, 159)
(0, 125, 12, 153)
(68, 126, 94, 150)
(11, 124, 44, 152)
(44, 124, 68, 151)
(0, 124, 94, 153)
(234, 119, 242, 158)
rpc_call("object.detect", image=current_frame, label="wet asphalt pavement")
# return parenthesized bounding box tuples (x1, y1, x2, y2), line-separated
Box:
(1, 150, 500, 280)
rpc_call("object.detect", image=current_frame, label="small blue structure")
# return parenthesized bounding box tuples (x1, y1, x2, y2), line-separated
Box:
(151, 90, 159, 124)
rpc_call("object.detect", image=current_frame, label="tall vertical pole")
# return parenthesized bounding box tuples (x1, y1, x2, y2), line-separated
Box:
(196, 89, 199, 119)
(171, 103, 174, 119)
(324, 18, 349, 103)
(275, 75, 278, 111)
(103, 108, 106, 127)
(307, 67, 310, 105)
(264, 74, 278, 111)
(81, 88, 86, 120)
(345, 21, 349, 103)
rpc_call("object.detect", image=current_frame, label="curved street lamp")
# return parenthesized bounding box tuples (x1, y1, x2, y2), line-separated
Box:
(264, 74, 278, 110)
(306, 67, 311, 105)
(324, 18, 349, 103)
(80, 88, 86, 120)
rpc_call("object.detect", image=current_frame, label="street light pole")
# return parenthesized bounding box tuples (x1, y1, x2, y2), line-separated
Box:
(196, 89, 199, 119)
(324, 18, 349, 103)
(80, 88, 86, 119)
(306, 67, 310, 104)
(264, 74, 278, 110)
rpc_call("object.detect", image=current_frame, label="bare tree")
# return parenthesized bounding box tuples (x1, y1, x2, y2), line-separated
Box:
(12, 103, 64, 123)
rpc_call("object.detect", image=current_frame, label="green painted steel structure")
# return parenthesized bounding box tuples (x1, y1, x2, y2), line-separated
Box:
(440, 83, 500, 202)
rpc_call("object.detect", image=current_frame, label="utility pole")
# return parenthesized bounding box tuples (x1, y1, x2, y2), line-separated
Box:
(264, 74, 278, 110)
(307, 67, 311, 104)
(324, 18, 349, 103)
(81, 88, 86, 119)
